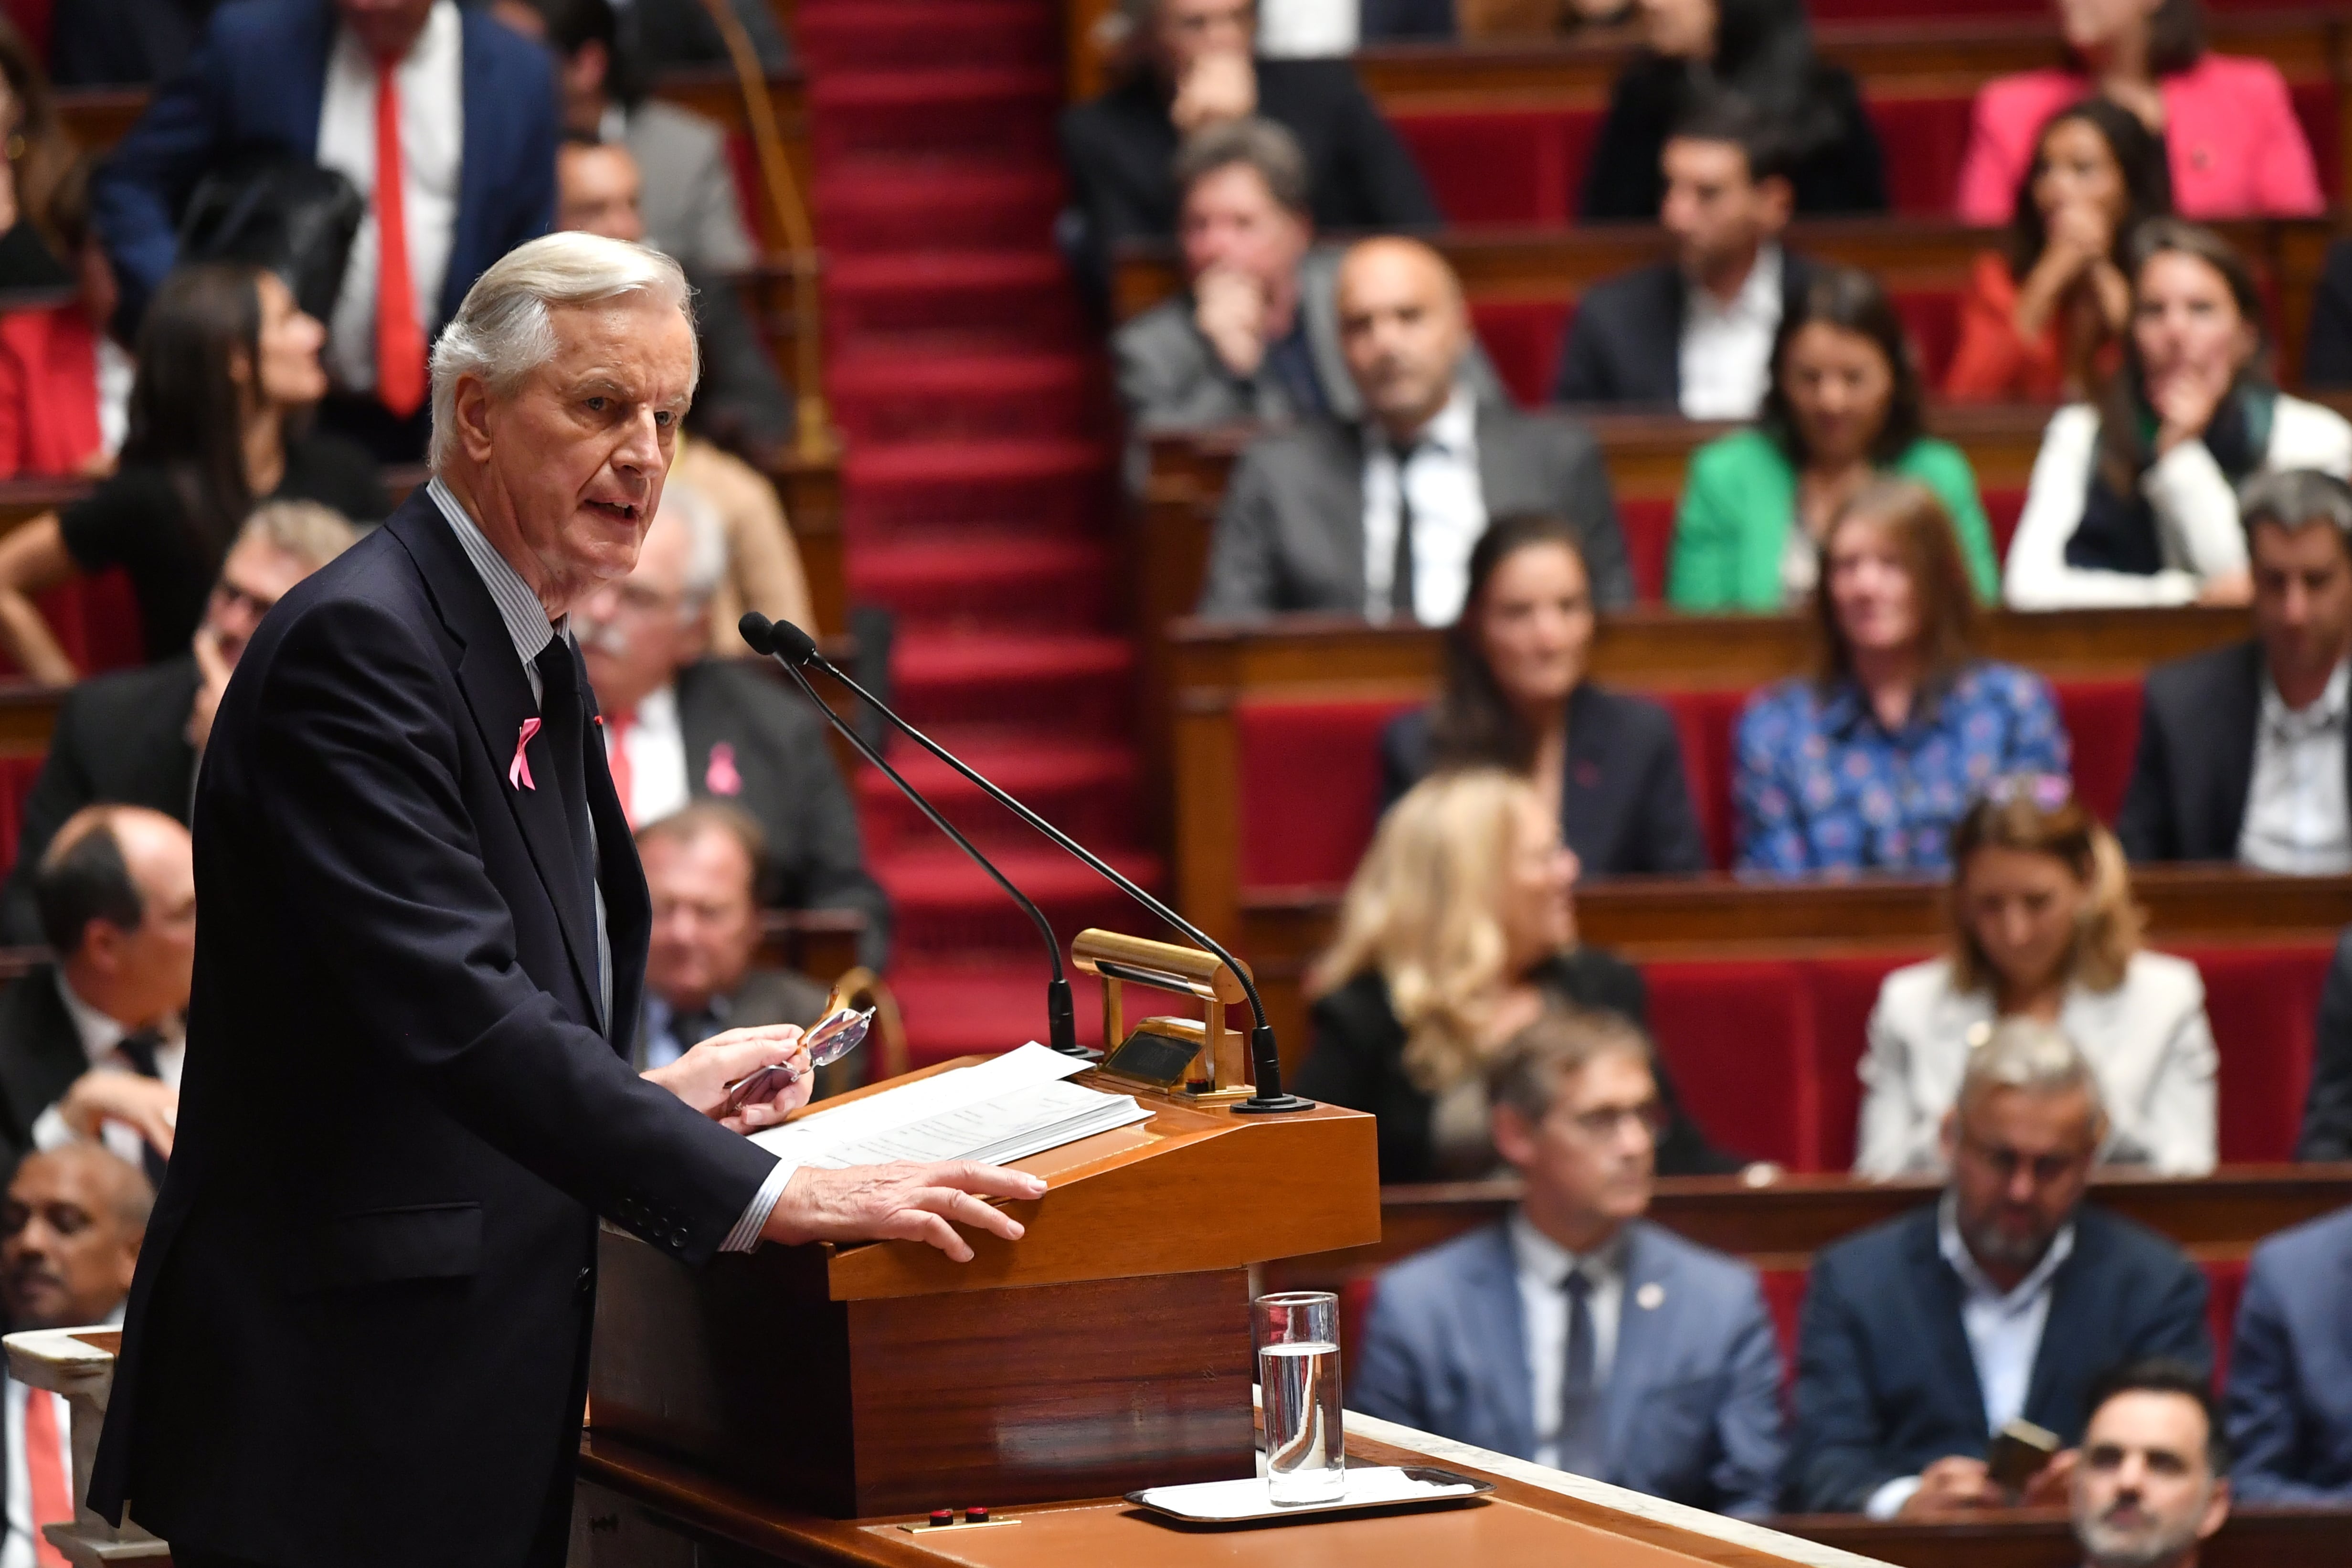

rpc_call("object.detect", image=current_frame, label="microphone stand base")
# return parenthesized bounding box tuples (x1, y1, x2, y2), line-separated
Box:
(1227, 1093, 1316, 1115)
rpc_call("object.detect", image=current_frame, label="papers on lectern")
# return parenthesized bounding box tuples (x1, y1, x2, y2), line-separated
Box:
(750, 1042, 1150, 1170)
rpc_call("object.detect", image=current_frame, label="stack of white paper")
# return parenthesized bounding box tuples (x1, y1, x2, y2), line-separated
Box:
(751, 1042, 1151, 1169)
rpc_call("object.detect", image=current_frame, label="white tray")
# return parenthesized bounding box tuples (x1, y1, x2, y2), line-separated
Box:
(1125, 1465, 1494, 1524)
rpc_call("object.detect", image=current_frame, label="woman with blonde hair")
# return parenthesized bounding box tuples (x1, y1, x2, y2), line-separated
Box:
(1856, 774, 2217, 1177)
(1295, 767, 1735, 1183)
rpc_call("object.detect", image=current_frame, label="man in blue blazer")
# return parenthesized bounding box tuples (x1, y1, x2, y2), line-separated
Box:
(2225, 1204, 2352, 1502)
(1786, 1021, 2212, 1516)
(1353, 1009, 1783, 1516)
(91, 0, 559, 459)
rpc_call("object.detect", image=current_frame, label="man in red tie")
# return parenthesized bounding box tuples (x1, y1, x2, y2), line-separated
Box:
(0, 1146, 149, 1568)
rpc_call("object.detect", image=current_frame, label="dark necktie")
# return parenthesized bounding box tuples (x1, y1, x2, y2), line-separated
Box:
(1388, 440, 1420, 623)
(116, 1030, 171, 1191)
(533, 636, 604, 1024)
(1556, 1267, 1604, 1476)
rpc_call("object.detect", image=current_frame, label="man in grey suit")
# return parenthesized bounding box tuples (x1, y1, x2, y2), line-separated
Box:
(1352, 1010, 1784, 1515)
(1196, 237, 1629, 620)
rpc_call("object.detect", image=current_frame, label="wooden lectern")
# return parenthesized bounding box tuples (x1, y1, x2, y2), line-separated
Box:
(587, 1054, 1379, 1519)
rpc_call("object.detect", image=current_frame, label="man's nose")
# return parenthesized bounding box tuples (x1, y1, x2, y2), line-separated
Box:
(612, 409, 665, 471)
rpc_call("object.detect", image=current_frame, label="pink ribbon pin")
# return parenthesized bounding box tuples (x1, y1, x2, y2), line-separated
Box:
(509, 718, 541, 790)
(705, 741, 742, 797)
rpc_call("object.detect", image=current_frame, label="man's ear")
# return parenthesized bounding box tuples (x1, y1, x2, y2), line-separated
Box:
(1938, 1106, 1960, 1164)
(1758, 174, 1796, 234)
(454, 375, 498, 465)
(77, 918, 124, 975)
(1492, 1102, 1537, 1169)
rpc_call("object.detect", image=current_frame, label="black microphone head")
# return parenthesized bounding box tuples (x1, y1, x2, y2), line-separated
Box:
(770, 618, 821, 667)
(738, 611, 776, 656)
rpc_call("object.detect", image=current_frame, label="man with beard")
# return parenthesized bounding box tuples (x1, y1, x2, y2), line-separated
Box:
(1785, 1020, 2211, 1515)
(2071, 1362, 2232, 1568)
(0, 1146, 150, 1564)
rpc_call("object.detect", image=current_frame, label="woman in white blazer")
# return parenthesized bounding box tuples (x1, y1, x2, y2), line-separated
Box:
(2005, 219, 2352, 610)
(1857, 773, 2218, 1176)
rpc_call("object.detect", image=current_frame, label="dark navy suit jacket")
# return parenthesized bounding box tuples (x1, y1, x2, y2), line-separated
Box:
(2226, 1204, 2352, 1502)
(1352, 1218, 1785, 1516)
(1785, 1203, 2211, 1513)
(88, 492, 777, 1566)
(90, 0, 558, 332)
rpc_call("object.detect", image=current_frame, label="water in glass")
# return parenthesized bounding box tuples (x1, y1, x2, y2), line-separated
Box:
(1260, 1339, 1345, 1504)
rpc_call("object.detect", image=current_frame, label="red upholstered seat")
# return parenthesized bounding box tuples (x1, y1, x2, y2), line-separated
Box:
(2176, 941, 2331, 1165)
(1654, 688, 1748, 871)
(0, 753, 46, 885)
(1804, 951, 1926, 1172)
(1986, 488, 2025, 563)
(1468, 298, 1573, 410)
(1235, 695, 1421, 889)
(1866, 97, 1977, 218)
(2205, 1256, 2249, 1386)
(1391, 108, 1596, 227)
(2051, 677, 2142, 826)
(1759, 1264, 1807, 1377)
(1620, 497, 1674, 604)
(1643, 958, 1817, 1168)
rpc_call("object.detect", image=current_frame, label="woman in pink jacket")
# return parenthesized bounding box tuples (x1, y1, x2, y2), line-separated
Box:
(1954, 0, 2322, 224)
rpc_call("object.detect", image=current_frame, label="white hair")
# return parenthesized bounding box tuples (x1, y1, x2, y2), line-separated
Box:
(1959, 1017, 2108, 1123)
(428, 233, 699, 472)
(661, 480, 729, 618)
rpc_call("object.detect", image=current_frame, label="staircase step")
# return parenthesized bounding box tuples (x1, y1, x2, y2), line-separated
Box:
(810, 68, 1061, 167)
(796, 2, 1058, 74)
(849, 533, 1109, 624)
(815, 165, 1064, 253)
(826, 251, 1085, 353)
(885, 961, 1116, 1063)
(857, 736, 1137, 854)
(890, 629, 1133, 731)
(843, 437, 1111, 537)
(828, 351, 1106, 444)
(879, 843, 1165, 960)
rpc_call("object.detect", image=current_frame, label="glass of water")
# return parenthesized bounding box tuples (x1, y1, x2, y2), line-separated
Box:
(1255, 1291, 1344, 1505)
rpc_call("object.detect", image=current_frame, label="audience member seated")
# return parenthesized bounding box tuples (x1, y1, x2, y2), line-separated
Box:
(668, 432, 814, 652)
(1734, 481, 2067, 876)
(1553, 93, 1808, 419)
(1057, 0, 1438, 292)
(1579, 0, 1883, 222)
(1945, 100, 2171, 405)
(2072, 1361, 2234, 1568)
(92, 0, 558, 461)
(1379, 515, 1706, 876)
(2118, 470, 2352, 868)
(576, 487, 890, 970)
(1785, 1022, 2212, 1515)
(1670, 267, 1999, 612)
(1955, 0, 2321, 225)
(2225, 1203, 2352, 1502)
(1353, 1009, 1781, 1513)
(498, 0, 757, 273)
(0, 18, 75, 294)
(1295, 769, 1739, 1182)
(553, 133, 792, 460)
(2310, 239, 2352, 392)
(2006, 223, 2352, 611)
(635, 804, 857, 1094)
(0, 807, 194, 1182)
(1859, 779, 2216, 1178)
(0, 263, 382, 686)
(2299, 929, 2352, 1161)
(0, 155, 132, 481)
(1197, 238, 1628, 621)
(0, 502, 359, 946)
(0, 1147, 151, 1565)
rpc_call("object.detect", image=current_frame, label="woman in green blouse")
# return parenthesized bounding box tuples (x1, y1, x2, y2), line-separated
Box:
(1670, 265, 2001, 610)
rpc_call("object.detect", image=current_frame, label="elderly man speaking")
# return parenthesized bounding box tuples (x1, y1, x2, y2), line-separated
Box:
(88, 234, 1044, 1568)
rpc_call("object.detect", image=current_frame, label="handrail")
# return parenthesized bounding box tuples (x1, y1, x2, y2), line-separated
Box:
(694, 0, 835, 462)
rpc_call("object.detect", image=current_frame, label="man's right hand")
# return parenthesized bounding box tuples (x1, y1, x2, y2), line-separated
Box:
(1195, 267, 1270, 378)
(58, 1069, 179, 1158)
(761, 1161, 1047, 1261)
(1898, 1456, 2002, 1516)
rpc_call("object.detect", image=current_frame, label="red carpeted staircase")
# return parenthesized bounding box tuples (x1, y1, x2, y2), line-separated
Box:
(798, 0, 1155, 1061)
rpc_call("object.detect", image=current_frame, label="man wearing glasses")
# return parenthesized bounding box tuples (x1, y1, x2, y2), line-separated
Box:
(1786, 1020, 2211, 1516)
(0, 501, 360, 943)
(1352, 1007, 1785, 1516)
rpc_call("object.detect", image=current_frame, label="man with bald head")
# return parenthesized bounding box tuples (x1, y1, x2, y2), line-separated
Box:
(578, 490, 888, 968)
(1198, 236, 1628, 622)
(0, 806, 194, 1183)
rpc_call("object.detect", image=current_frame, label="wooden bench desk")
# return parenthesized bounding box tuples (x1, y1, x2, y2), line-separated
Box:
(1777, 1507, 2351, 1568)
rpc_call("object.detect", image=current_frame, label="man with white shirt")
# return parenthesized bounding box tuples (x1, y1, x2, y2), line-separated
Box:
(2120, 471, 2352, 869)
(0, 1147, 150, 1568)
(577, 488, 890, 970)
(1786, 1022, 2212, 1515)
(1352, 1009, 1783, 1515)
(91, 0, 560, 461)
(1197, 236, 1628, 621)
(1554, 92, 1811, 416)
(0, 809, 194, 1186)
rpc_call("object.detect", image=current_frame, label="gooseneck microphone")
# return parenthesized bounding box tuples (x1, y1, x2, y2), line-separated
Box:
(740, 615, 1081, 1060)
(741, 613, 1311, 1114)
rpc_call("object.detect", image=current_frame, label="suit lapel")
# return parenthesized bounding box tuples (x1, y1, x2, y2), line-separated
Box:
(2019, 1225, 2092, 1426)
(0, 976, 95, 1145)
(1300, 248, 1359, 423)
(384, 499, 607, 1028)
(1601, 1222, 1670, 1467)
(1328, 423, 1368, 610)
(445, 11, 494, 329)
(279, 5, 335, 159)
(1559, 684, 1622, 868)
(2213, 641, 2264, 852)
(1910, 1216, 1993, 1438)
(1461, 1225, 1538, 1459)
(579, 667, 648, 1052)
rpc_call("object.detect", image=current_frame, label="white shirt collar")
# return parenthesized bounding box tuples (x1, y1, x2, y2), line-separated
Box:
(1508, 1208, 1627, 1290)
(427, 477, 565, 668)
(1937, 1191, 2076, 1311)
(2261, 658, 2351, 740)
(1369, 383, 1477, 460)
(50, 971, 126, 1067)
(1686, 242, 1782, 325)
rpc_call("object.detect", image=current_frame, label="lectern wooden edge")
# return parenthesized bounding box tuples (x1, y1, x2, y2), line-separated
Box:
(2, 1326, 164, 1567)
(588, 1059, 1382, 1519)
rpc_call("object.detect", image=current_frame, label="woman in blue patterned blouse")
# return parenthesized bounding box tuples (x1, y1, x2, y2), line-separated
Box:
(1733, 478, 2070, 875)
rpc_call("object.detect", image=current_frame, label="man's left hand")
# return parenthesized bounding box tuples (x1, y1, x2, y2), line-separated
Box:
(643, 1025, 812, 1132)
